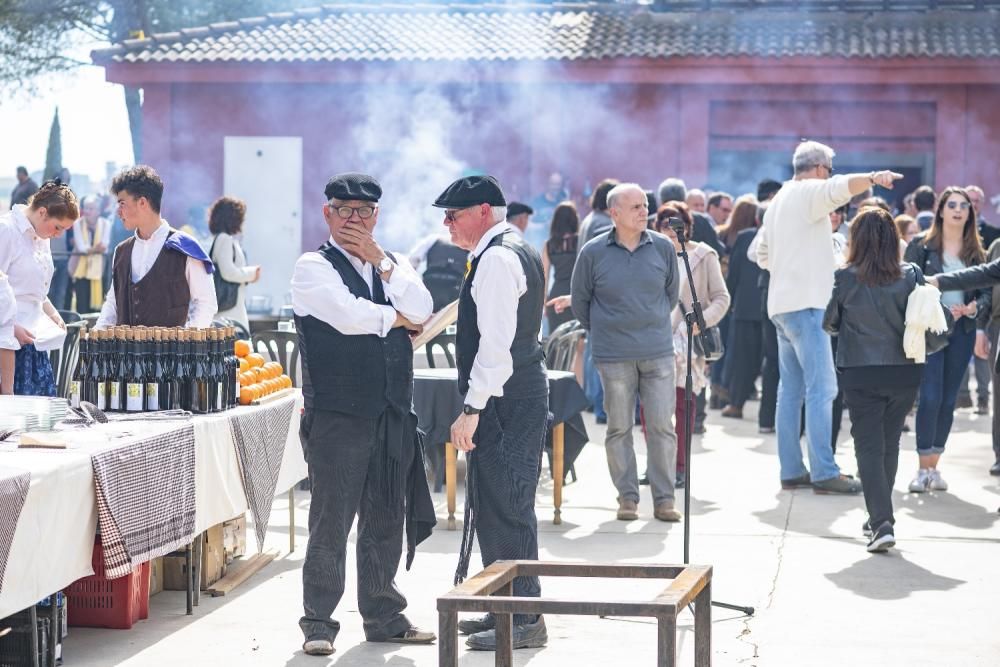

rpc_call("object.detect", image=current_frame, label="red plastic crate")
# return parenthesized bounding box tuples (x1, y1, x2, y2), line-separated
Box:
(65, 538, 150, 629)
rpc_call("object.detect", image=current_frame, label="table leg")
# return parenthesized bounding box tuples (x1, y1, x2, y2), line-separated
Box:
(439, 611, 457, 667)
(446, 442, 457, 530)
(185, 543, 193, 615)
(49, 593, 59, 667)
(553, 422, 564, 525)
(28, 606, 38, 667)
(289, 487, 295, 553)
(694, 580, 712, 667)
(193, 533, 202, 607)
(657, 614, 676, 667)
(495, 581, 513, 667)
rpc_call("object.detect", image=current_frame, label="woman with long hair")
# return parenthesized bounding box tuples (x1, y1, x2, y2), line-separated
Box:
(208, 196, 261, 330)
(716, 194, 759, 252)
(653, 201, 730, 486)
(903, 186, 985, 493)
(825, 208, 950, 552)
(541, 201, 579, 333)
(0, 180, 78, 395)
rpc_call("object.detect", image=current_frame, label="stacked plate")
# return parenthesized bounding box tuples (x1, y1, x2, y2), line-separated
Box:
(0, 396, 70, 431)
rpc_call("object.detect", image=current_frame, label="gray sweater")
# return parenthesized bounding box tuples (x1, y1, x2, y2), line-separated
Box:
(571, 227, 680, 362)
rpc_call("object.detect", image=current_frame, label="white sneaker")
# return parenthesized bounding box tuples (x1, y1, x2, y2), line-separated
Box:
(908, 468, 931, 493)
(928, 469, 948, 491)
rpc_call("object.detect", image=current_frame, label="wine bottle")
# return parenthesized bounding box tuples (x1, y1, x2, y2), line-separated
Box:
(94, 329, 109, 412)
(226, 327, 239, 408)
(125, 327, 145, 413)
(69, 327, 88, 408)
(144, 328, 159, 411)
(191, 329, 210, 414)
(107, 327, 123, 412)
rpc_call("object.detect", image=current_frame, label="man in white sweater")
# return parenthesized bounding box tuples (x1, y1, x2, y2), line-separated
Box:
(756, 141, 901, 494)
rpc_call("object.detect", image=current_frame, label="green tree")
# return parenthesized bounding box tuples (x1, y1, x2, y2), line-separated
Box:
(43, 106, 61, 180)
(0, 0, 317, 162)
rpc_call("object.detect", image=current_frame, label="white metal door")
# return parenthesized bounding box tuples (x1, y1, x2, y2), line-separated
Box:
(223, 136, 302, 316)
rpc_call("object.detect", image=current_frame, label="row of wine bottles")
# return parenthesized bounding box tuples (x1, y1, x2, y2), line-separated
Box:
(69, 325, 242, 414)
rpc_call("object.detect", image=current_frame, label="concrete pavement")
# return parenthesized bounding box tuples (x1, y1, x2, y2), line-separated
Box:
(66, 398, 1000, 666)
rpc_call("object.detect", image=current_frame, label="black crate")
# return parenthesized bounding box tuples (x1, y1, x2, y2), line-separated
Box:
(0, 600, 61, 667)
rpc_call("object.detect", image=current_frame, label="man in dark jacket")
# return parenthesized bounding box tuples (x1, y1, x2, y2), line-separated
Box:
(10, 166, 38, 208)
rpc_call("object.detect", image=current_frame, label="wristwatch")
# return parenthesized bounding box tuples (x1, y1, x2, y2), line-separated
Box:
(376, 256, 394, 276)
(462, 404, 481, 416)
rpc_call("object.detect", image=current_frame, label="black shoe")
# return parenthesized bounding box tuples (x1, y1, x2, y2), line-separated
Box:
(780, 473, 811, 490)
(595, 414, 607, 425)
(692, 422, 706, 435)
(956, 394, 974, 409)
(901, 422, 911, 433)
(466, 617, 547, 651)
(990, 460, 1000, 476)
(866, 521, 895, 553)
(639, 474, 650, 486)
(458, 614, 494, 636)
(977, 399, 990, 415)
(675, 473, 685, 489)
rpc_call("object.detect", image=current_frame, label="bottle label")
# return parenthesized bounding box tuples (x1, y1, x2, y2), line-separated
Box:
(216, 382, 223, 411)
(69, 381, 81, 408)
(109, 383, 120, 411)
(146, 383, 158, 411)
(126, 383, 144, 412)
(97, 388, 107, 411)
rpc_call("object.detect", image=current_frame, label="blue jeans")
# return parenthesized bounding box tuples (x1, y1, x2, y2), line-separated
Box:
(771, 309, 840, 482)
(584, 336, 606, 420)
(916, 326, 976, 454)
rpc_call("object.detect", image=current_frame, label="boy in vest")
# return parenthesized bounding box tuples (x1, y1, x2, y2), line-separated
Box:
(292, 172, 436, 656)
(96, 165, 216, 328)
(439, 175, 550, 651)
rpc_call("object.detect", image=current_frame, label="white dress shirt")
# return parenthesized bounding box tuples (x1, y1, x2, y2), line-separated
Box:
(0, 206, 64, 352)
(291, 237, 432, 337)
(465, 223, 528, 410)
(0, 272, 17, 350)
(96, 221, 218, 329)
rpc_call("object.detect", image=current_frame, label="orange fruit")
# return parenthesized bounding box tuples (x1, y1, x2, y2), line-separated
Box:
(239, 371, 255, 387)
(238, 358, 248, 372)
(246, 353, 265, 368)
(280, 374, 291, 389)
(239, 386, 253, 405)
(251, 384, 263, 400)
(235, 340, 251, 358)
(250, 367, 265, 382)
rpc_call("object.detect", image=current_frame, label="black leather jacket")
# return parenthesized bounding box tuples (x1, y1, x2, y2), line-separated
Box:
(903, 234, 987, 333)
(824, 264, 953, 368)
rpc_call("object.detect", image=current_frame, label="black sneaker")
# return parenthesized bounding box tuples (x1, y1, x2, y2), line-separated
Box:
(466, 616, 547, 650)
(990, 460, 1000, 476)
(458, 614, 494, 635)
(866, 521, 895, 553)
(639, 474, 650, 486)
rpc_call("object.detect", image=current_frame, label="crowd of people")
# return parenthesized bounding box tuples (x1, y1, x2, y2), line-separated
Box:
(3, 144, 1000, 655)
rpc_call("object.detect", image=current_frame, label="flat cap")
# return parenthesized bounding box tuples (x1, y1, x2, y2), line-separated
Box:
(506, 202, 533, 219)
(325, 172, 382, 202)
(433, 175, 506, 209)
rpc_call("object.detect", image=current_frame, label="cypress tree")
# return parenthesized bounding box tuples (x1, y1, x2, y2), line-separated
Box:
(43, 107, 62, 181)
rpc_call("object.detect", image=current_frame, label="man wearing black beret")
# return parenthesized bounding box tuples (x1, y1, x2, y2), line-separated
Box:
(438, 175, 550, 651)
(292, 172, 437, 656)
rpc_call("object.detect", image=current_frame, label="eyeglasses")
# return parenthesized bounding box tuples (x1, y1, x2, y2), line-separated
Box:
(332, 204, 377, 219)
(946, 201, 971, 210)
(444, 205, 478, 222)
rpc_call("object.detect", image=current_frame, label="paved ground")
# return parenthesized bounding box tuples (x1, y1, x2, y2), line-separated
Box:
(67, 398, 1000, 666)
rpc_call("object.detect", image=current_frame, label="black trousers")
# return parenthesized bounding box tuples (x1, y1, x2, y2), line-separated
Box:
(472, 394, 547, 625)
(727, 318, 763, 410)
(299, 409, 411, 643)
(990, 324, 1000, 463)
(843, 384, 919, 529)
(759, 314, 779, 429)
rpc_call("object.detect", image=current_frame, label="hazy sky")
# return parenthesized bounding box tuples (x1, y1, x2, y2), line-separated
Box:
(1, 45, 134, 185)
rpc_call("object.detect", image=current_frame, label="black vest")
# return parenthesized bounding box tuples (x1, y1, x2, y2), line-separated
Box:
(456, 230, 547, 400)
(295, 244, 413, 417)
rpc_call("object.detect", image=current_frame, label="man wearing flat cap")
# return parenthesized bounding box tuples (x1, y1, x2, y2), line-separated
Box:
(292, 172, 437, 656)
(438, 175, 550, 651)
(505, 201, 533, 237)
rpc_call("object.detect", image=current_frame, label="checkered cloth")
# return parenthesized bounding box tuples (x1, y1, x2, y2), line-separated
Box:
(229, 396, 295, 552)
(0, 467, 30, 593)
(91, 424, 197, 578)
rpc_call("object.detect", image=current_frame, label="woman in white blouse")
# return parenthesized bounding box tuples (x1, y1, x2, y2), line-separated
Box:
(208, 196, 260, 330)
(0, 181, 78, 395)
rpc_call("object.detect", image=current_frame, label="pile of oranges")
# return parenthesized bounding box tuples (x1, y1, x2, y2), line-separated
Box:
(235, 339, 292, 405)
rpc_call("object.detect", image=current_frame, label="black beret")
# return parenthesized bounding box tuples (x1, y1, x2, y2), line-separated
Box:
(506, 202, 533, 219)
(433, 175, 506, 209)
(324, 172, 382, 203)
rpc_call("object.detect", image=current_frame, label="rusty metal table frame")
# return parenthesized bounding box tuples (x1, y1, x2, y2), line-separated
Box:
(438, 560, 713, 667)
(444, 422, 565, 530)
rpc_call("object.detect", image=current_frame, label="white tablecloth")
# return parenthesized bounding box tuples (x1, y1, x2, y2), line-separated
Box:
(0, 393, 307, 619)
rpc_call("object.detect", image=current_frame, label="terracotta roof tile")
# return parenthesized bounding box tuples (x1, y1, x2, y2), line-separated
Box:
(92, 3, 1000, 65)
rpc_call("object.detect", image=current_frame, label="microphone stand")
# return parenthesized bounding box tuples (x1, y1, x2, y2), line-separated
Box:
(673, 220, 755, 617)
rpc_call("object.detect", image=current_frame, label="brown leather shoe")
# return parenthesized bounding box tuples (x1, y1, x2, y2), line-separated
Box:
(617, 498, 638, 521)
(654, 503, 682, 522)
(721, 405, 743, 419)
